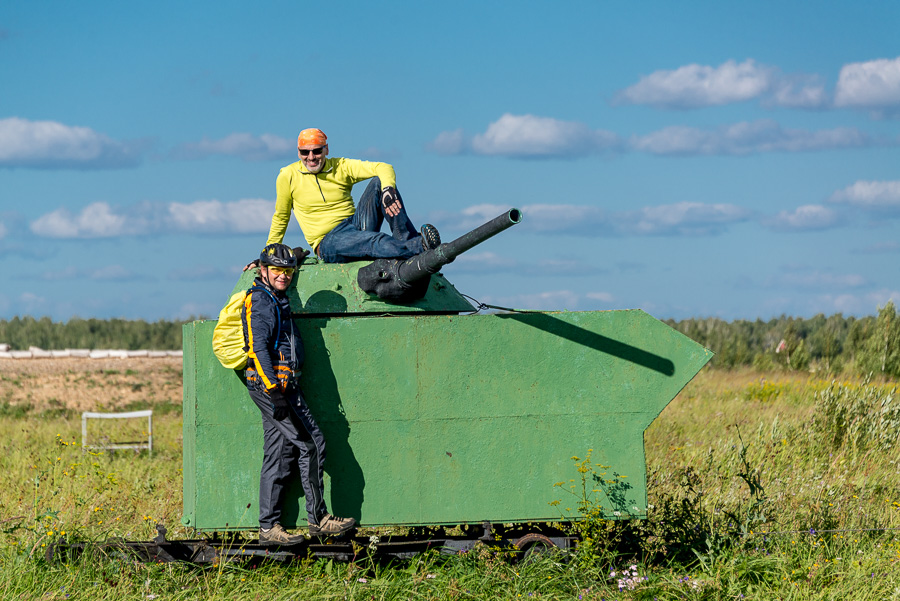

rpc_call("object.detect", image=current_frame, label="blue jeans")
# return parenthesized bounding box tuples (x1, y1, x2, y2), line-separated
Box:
(317, 178, 424, 263)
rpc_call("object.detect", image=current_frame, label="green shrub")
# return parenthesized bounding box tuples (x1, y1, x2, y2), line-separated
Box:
(812, 378, 900, 452)
(855, 302, 900, 378)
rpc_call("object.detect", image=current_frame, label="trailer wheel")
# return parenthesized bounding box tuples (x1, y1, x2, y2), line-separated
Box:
(513, 532, 558, 563)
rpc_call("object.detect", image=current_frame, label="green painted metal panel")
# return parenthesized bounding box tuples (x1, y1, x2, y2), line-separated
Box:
(183, 302, 712, 530)
(181, 326, 197, 523)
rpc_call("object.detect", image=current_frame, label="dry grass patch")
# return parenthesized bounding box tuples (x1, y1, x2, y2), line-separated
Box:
(0, 358, 182, 413)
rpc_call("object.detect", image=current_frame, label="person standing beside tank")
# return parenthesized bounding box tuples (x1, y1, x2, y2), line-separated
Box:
(242, 243, 356, 543)
(265, 128, 441, 263)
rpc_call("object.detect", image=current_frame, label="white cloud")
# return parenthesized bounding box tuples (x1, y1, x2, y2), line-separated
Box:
(445, 252, 605, 278)
(512, 204, 612, 235)
(764, 204, 839, 231)
(174, 302, 217, 320)
(18, 292, 49, 314)
(168, 199, 273, 233)
(452, 251, 519, 274)
(834, 57, 900, 109)
(27, 265, 140, 281)
(432, 204, 518, 231)
(854, 241, 900, 254)
(434, 110, 882, 161)
(434, 203, 611, 236)
(768, 76, 829, 109)
(0, 117, 143, 169)
(620, 202, 751, 235)
(528, 257, 608, 277)
(357, 146, 400, 161)
(615, 261, 646, 274)
(479, 289, 620, 312)
(490, 290, 582, 311)
(30, 202, 137, 238)
(535, 258, 596, 276)
(829, 294, 869, 314)
(615, 59, 776, 108)
(171, 132, 293, 161)
(769, 267, 867, 290)
(615, 57, 900, 112)
(89, 265, 139, 280)
(630, 119, 869, 156)
(436, 252, 510, 279)
(431, 114, 620, 158)
(427, 129, 467, 155)
(472, 114, 619, 157)
(829, 180, 900, 211)
(38, 266, 81, 281)
(585, 291, 614, 303)
(167, 265, 233, 281)
(30, 198, 273, 239)
(438, 202, 747, 238)
(813, 289, 900, 315)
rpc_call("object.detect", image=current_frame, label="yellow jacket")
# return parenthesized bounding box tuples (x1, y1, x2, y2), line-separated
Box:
(266, 157, 396, 250)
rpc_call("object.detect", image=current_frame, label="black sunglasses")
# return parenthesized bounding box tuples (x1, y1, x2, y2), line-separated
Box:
(299, 147, 325, 157)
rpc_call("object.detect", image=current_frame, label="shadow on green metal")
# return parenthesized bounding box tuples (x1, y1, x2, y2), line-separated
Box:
(498, 312, 675, 376)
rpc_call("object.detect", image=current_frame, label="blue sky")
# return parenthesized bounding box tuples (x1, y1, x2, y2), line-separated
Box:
(1, 0, 898, 322)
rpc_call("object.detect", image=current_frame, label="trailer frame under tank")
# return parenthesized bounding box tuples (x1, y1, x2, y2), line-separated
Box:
(47, 522, 576, 565)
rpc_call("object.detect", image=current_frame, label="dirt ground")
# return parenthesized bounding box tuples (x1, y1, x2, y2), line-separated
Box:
(0, 357, 183, 412)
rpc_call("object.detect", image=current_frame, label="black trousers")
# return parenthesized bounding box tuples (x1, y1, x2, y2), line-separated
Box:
(247, 387, 328, 528)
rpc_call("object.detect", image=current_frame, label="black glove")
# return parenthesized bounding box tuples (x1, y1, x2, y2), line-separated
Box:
(243, 259, 260, 272)
(269, 388, 290, 420)
(381, 186, 402, 214)
(292, 246, 311, 262)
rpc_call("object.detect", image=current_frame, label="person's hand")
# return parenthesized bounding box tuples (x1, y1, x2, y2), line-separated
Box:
(292, 247, 311, 262)
(269, 388, 290, 420)
(381, 186, 403, 217)
(243, 259, 260, 272)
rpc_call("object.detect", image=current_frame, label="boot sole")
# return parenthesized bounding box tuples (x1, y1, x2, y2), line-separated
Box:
(421, 225, 441, 251)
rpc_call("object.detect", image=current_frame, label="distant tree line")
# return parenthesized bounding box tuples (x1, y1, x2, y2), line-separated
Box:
(666, 301, 900, 378)
(0, 316, 184, 351)
(2, 303, 898, 378)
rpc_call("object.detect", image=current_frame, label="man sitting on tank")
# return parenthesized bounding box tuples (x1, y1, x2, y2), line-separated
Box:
(242, 243, 356, 543)
(263, 127, 441, 263)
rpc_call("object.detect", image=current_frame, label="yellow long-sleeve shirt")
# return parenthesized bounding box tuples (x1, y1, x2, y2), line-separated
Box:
(266, 157, 396, 250)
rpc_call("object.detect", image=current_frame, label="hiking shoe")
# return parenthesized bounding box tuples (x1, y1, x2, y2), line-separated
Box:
(259, 523, 304, 545)
(420, 224, 441, 251)
(309, 513, 357, 536)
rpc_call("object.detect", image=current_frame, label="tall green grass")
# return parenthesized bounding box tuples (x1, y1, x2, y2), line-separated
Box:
(2, 370, 900, 599)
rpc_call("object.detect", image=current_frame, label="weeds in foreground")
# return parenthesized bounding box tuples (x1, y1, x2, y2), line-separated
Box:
(3, 371, 900, 599)
(547, 374, 900, 597)
(0, 412, 184, 555)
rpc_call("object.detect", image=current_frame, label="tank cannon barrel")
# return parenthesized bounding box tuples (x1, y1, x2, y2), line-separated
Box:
(399, 208, 522, 283)
(357, 208, 522, 302)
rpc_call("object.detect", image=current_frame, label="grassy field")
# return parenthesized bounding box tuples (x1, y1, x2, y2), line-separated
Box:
(1, 363, 899, 599)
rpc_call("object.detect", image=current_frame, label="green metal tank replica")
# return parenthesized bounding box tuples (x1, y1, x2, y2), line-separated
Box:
(182, 209, 712, 535)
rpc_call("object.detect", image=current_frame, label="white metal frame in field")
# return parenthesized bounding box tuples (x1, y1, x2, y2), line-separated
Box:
(81, 410, 153, 455)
